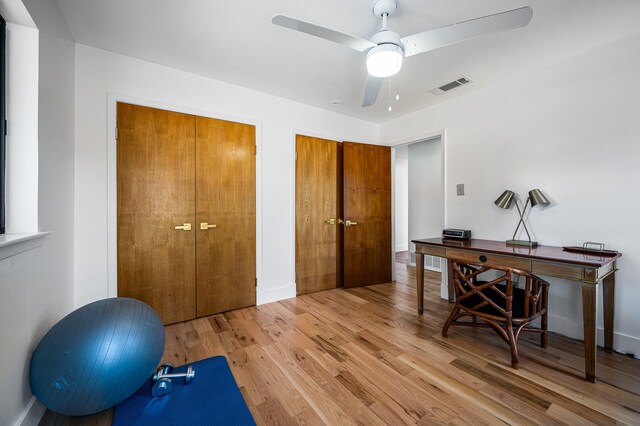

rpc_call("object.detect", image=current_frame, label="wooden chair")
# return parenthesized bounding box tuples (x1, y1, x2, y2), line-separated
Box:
(442, 259, 550, 368)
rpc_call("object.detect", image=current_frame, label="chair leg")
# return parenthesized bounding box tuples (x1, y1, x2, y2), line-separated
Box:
(506, 321, 519, 369)
(442, 304, 460, 338)
(541, 310, 548, 349)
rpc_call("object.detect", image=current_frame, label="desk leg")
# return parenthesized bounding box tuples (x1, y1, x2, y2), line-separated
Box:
(581, 284, 597, 383)
(416, 253, 424, 315)
(603, 273, 615, 353)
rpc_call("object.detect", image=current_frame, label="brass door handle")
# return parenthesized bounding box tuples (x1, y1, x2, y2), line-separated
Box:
(174, 223, 192, 231)
(325, 218, 336, 225)
(345, 220, 358, 227)
(200, 222, 217, 230)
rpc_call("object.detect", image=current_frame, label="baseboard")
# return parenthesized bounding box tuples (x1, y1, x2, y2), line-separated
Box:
(395, 245, 408, 252)
(548, 313, 640, 359)
(14, 396, 45, 426)
(256, 282, 296, 306)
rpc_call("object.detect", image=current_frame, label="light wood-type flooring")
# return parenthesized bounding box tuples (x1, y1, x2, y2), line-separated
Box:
(41, 253, 640, 425)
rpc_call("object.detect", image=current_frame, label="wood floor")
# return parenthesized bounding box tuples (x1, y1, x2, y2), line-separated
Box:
(41, 254, 640, 425)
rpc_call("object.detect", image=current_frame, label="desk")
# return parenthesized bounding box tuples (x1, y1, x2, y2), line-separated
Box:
(412, 237, 621, 383)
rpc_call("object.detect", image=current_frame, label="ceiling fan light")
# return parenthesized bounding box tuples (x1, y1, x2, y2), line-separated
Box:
(366, 44, 403, 77)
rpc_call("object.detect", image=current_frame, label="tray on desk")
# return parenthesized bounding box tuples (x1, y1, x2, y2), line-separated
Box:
(562, 246, 619, 257)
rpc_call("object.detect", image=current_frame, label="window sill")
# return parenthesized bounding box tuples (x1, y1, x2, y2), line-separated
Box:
(0, 232, 50, 261)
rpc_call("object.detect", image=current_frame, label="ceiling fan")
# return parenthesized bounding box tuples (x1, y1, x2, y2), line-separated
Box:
(272, 0, 532, 107)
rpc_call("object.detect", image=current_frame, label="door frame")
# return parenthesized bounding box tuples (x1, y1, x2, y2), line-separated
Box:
(106, 93, 263, 301)
(389, 129, 448, 300)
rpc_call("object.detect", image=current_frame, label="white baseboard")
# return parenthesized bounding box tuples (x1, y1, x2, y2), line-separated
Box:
(14, 396, 45, 426)
(256, 282, 296, 305)
(395, 245, 408, 252)
(547, 313, 640, 358)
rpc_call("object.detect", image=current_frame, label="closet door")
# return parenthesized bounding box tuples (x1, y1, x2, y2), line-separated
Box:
(343, 142, 392, 288)
(117, 103, 196, 324)
(295, 135, 342, 295)
(195, 117, 256, 317)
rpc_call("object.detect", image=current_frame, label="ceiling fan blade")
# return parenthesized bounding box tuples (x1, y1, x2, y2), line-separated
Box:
(401, 6, 533, 57)
(272, 15, 377, 53)
(362, 75, 384, 107)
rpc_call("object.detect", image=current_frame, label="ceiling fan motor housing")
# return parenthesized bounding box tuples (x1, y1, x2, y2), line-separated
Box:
(369, 29, 403, 50)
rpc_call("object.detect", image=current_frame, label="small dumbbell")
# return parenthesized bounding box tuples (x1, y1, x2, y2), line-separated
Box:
(151, 363, 196, 397)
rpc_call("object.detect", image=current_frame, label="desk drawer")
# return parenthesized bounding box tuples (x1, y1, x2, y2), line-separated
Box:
(532, 260, 615, 283)
(446, 249, 532, 271)
(532, 261, 583, 281)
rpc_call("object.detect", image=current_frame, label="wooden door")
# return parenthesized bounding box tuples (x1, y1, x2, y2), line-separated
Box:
(195, 117, 256, 317)
(295, 135, 342, 295)
(343, 142, 392, 288)
(117, 103, 196, 324)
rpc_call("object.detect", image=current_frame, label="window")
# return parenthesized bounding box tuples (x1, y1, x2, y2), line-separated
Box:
(0, 15, 5, 234)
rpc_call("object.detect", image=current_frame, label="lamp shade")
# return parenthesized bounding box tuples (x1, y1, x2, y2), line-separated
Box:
(366, 44, 403, 77)
(494, 190, 515, 209)
(529, 188, 550, 207)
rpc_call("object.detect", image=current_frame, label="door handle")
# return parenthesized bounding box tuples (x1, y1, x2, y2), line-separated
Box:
(200, 222, 218, 230)
(344, 220, 358, 227)
(174, 223, 192, 231)
(325, 218, 336, 225)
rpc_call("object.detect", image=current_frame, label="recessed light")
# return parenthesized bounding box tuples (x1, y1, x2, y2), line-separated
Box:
(329, 100, 343, 106)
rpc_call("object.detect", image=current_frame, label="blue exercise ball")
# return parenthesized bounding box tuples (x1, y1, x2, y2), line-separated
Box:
(30, 297, 165, 416)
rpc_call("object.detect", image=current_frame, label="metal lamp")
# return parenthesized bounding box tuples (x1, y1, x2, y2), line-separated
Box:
(494, 189, 550, 247)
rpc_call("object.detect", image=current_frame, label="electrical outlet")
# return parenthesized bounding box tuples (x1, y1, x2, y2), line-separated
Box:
(457, 184, 465, 196)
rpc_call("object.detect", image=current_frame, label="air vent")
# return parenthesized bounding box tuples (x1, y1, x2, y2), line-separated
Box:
(429, 77, 473, 95)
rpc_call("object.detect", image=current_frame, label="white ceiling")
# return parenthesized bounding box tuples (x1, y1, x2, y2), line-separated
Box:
(54, 0, 640, 124)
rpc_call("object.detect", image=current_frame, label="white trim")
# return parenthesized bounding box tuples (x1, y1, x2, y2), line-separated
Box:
(395, 245, 408, 252)
(106, 93, 263, 300)
(14, 396, 45, 426)
(257, 282, 296, 306)
(391, 148, 396, 281)
(5, 23, 39, 234)
(290, 132, 297, 293)
(548, 313, 640, 359)
(388, 130, 448, 299)
(0, 232, 49, 261)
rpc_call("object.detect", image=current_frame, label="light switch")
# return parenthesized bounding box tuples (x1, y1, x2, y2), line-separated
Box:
(457, 184, 465, 196)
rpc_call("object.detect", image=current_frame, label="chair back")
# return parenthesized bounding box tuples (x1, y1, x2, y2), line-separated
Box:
(451, 259, 548, 320)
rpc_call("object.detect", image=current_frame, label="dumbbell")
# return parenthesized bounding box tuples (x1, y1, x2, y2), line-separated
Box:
(151, 363, 196, 397)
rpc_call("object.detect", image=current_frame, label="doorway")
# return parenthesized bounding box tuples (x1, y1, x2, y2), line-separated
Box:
(393, 136, 443, 273)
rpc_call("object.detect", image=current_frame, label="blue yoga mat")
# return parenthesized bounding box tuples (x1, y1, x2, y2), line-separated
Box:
(113, 356, 255, 425)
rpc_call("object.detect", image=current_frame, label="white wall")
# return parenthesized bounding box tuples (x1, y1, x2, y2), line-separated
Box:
(380, 33, 640, 355)
(0, 0, 76, 424)
(408, 138, 442, 259)
(393, 145, 408, 252)
(73, 45, 378, 309)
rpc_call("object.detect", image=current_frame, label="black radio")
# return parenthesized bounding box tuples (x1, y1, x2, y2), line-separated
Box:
(442, 229, 471, 240)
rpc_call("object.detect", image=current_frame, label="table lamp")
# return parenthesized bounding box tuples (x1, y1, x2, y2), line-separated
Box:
(494, 188, 550, 247)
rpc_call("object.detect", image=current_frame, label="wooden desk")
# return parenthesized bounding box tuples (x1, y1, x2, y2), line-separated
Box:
(412, 237, 621, 383)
